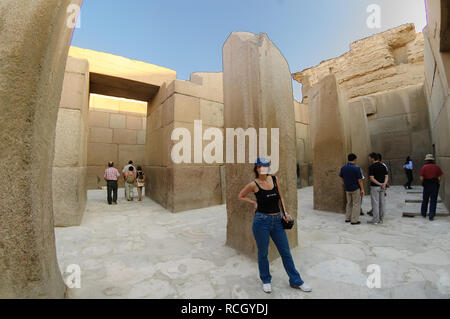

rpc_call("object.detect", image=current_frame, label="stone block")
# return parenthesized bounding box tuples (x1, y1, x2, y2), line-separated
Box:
(87, 143, 118, 166)
(144, 166, 172, 209)
(437, 156, 450, 211)
(88, 110, 110, 128)
(65, 55, 89, 74)
(0, 0, 82, 298)
(200, 99, 224, 127)
(53, 167, 87, 227)
(174, 94, 201, 123)
(113, 128, 137, 145)
(60, 72, 88, 111)
(119, 99, 147, 116)
(167, 78, 223, 104)
(172, 166, 223, 212)
(127, 116, 144, 130)
(89, 127, 113, 144)
(309, 74, 349, 214)
(136, 130, 146, 145)
(223, 32, 298, 260)
(109, 113, 126, 129)
(54, 108, 82, 167)
(118, 144, 146, 169)
(89, 94, 120, 113)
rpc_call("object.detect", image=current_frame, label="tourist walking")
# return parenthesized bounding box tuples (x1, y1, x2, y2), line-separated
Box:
(419, 154, 444, 221)
(124, 166, 136, 201)
(136, 166, 146, 201)
(237, 158, 312, 294)
(403, 156, 414, 189)
(104, 162, 120, 205)
(123, 160, 136, 198)
(339, 154, 365, 225)
(368, 153, 389, 224)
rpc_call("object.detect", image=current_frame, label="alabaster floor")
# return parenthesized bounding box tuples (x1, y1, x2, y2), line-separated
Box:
(55, 186, 450, 299)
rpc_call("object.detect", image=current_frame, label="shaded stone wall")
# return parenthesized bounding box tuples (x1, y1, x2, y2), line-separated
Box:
(144, 73, 225, 212)
(87, 94, 147, 189)
(223, 32, 298, 260)
(309, 74, 371, 214)
(294, 24, 431, 184)
(53, 56, 89, 226)
(294, 100, 312, 188)
(424, 0, 450, 210)
(0, 0, 82, 298)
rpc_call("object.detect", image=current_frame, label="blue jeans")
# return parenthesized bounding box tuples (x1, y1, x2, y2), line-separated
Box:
(421, 182, 440, 218)
(252, 212, 304, 287)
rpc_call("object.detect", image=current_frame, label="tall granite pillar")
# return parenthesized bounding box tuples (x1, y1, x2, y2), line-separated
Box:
(309, 74, 371, 214)
(223, 32, 298, 261)
(0, 0, 82, 298)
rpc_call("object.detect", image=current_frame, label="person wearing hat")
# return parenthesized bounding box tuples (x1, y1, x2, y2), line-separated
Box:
(237, 157, 312, 294)
(419, 154, 444, 221)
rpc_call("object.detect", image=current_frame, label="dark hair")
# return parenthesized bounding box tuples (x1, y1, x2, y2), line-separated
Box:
(378, 153, 383, 161)
(254, 166, 259, 178)
(137, 166, 142, 171)
(129, 166, 134, 171)
(369, 152, 378, 160)
(108, 162, 114, 167)
(348, 153, 357, 162)
(128, 160, 133, 165)
(405, 156, 411, 165)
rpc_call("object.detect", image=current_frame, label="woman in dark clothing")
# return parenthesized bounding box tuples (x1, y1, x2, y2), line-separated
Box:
(403, 156, 414, 189)
(237, 158, 311, 294)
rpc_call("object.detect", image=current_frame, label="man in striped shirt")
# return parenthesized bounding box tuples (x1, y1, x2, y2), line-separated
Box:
(104, 162, 121, 205)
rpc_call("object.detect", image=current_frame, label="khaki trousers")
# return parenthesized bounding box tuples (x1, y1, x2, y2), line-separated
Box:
(345, 190, 361, 223)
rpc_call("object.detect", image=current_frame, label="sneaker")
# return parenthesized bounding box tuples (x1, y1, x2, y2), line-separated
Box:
(345, 220, 351, 223)
(351, 221, 361, 225)
(263, 283, 272, 293)
(291, 283, 312, 292)
(367, 220, 379, 225)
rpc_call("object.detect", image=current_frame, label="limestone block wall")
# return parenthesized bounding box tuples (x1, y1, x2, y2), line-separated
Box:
(52, 56, 89, 227)
(424, 0, 450, 210)
(144, 72, 225, 213)
(294, 24, 425, 102)
(294, 100, 312, 188)
(352, 84, 432, 185)
(294, 24, 432, 185)
(87, 94, 147, 189)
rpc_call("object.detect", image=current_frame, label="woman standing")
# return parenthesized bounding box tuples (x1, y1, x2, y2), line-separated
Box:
(136, 166, 146, 201)
(403, 156, 414, 189)
(237, 158, 311, 294)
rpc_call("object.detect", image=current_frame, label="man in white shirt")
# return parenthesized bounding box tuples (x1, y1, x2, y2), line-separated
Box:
(122, 160, 136, 198)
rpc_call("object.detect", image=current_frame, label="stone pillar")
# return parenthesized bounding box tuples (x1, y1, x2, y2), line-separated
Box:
(53, 57, 89, 227)
(223, 32, 298, 261)
(0, 0, 82, 298)
(309, 74, 371, 214)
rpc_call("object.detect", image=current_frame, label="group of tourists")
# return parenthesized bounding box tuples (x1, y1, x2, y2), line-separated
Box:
(103, 160, 146, 205)
(340, 153, 444, 224)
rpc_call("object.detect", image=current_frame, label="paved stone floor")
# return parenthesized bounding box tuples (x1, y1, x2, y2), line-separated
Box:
(55, 186, 450, 299)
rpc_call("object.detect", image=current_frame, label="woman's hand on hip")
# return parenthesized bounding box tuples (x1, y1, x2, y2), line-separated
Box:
(283, 213, 292, 222)
(253, 201, 258, 211)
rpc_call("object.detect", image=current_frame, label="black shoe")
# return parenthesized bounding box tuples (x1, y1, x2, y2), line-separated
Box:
(403, 185, 408, 189)
(345, 220, 351, 223)
(360, 211, 364, 216)
(367, 211, 373, 217)
(408, 187, 413, 189)
(422, 214, 426, 218)
(429, 216, 435, 221)
(351, 221, 361, 225)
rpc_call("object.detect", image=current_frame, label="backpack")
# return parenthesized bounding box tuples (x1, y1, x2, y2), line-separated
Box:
(126, 172, 135, 184)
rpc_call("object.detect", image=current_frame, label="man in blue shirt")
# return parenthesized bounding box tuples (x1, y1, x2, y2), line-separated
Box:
(339, 153, 365, 225)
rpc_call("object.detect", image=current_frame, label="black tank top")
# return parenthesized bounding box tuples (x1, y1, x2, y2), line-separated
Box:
(254, 175, 280, 214)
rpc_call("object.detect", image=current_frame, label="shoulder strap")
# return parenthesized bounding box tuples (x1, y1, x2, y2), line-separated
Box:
(254, 180, 261, 190)
(271, 175, 277, 187)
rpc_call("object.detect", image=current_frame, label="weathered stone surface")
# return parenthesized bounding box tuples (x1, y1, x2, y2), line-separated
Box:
(109, 114, 126, 129)
(0, 0, 82, 298)
(89, 127, 113, 144)
(54, 108, 82, 167)
(118, 144, 145, 169)
(127, 116, 144, 130)
(53, 167, 87, 227)
(294, 24, 425, 101)
(113, 129, 137, 145)
(144, 166, 172, 209)
(309, 74, 349, 213)
(200, 99, 224, 127)
(87, 143, 118, 166)
(223, 32, 298, 260)
(88, 110, 110, 128)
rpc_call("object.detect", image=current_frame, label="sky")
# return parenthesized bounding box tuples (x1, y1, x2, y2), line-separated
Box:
(71, 0, 427, 100)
